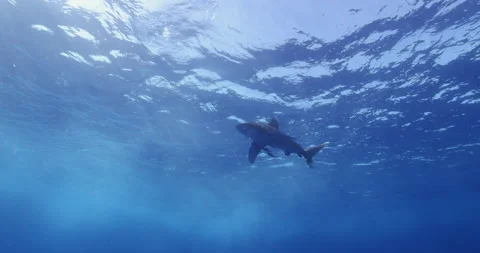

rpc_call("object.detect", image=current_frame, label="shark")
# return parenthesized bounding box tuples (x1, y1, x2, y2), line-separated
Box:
(235, 117, 329, 168)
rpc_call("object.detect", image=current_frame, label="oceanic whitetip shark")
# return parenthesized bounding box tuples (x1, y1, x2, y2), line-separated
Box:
(236, 117, 329, 168)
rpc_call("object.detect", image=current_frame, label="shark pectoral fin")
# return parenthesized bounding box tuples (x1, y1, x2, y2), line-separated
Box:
(248, 142, 263, 164)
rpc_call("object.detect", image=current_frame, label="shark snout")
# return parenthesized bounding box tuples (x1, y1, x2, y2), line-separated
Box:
(236, 123, 248, 135)
(236, 123, 257, 138)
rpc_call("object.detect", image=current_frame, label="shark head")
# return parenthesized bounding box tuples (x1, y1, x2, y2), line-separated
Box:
(235, 122, 260, 139)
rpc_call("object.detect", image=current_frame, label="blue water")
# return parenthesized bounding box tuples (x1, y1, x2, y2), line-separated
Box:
(1, 0, 480, 252)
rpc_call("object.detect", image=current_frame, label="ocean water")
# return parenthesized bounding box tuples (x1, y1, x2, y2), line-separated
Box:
(1, 0, 480, 252)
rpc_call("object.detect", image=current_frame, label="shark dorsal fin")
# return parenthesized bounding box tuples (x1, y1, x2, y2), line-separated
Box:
(268, 117, 279, 129)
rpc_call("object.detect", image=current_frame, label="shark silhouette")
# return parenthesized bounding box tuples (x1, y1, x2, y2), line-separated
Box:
(236, 117, 329, 168)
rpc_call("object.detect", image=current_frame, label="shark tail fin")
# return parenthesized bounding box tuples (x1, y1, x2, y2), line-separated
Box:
(304, 142, 329, 168)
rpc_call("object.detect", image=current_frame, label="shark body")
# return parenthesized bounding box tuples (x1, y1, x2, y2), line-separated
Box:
(236, 117, 328, 168)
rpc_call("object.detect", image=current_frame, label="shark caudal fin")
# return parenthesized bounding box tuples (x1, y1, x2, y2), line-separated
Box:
(304, 142, 329, 168)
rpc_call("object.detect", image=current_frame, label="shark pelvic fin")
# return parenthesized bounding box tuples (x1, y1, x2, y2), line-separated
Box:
(263, 147, 276, 158)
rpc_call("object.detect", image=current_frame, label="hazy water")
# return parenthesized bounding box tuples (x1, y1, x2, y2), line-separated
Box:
(1, 0, 480, 252)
